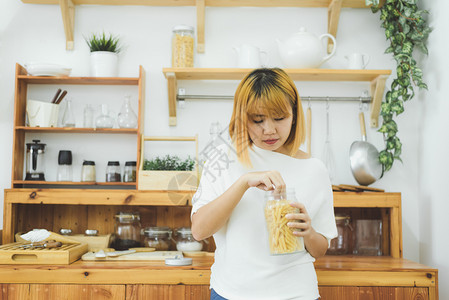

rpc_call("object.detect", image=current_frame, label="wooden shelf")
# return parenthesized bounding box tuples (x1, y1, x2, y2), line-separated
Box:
(17, 75, 139, 85)
(20, 0, 382, 51)
(15, 126, 138, 134)
(12, 181, 136, 186)
(163, 68, 391, 127)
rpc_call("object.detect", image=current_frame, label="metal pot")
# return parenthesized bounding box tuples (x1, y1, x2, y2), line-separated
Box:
(349, 112, 382, 186)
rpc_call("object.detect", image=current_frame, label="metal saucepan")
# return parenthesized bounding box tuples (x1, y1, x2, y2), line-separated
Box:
(349, 111, 382, 186)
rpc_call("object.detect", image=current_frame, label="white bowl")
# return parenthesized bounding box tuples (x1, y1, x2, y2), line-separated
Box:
(24, 63, 72, 77)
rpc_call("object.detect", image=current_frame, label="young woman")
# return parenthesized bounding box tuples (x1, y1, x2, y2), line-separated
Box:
(191, 68, 337, 300)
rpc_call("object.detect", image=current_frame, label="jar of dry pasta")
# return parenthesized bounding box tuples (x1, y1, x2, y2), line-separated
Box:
(172, 25, 195, 68)
(264, 189, 304, 255)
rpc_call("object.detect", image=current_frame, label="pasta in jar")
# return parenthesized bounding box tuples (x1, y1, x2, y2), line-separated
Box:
(264, 189, 304, 255)
(172, 25, 194, 68)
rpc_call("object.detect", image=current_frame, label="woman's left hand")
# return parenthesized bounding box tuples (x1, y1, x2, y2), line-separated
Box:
(285, 202, 311, 237)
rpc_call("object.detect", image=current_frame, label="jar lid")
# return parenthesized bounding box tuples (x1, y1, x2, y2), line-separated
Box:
(58, 150, 73, 165)
(83, 160, 95, 166)
(26, 139, 46, 150)
(115, 212, 140, 221)
(108, 161, 120, 166)
(175, 227, 192, 235)
(144, 226, 172, 237)
(173, 24, 194, 32)
(125, 161, 136, 166)
(335, 215, 351, 220)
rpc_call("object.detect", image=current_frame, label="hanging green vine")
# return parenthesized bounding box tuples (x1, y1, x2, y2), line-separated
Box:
(366, 0, 431, 173)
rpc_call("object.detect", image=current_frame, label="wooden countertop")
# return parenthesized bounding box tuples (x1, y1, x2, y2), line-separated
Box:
(0, 256, 438, 287)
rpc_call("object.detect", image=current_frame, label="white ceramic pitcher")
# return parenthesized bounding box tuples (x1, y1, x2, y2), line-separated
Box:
(233, 44, 268, 68)
(345, 53, 370, 69)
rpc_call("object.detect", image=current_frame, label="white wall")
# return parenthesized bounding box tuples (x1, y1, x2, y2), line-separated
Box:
(0, 1, 446, 296)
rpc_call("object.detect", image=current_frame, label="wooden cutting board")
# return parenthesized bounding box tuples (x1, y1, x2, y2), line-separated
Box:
(339, 184, 385, 192)
(81, 251, 182, 261)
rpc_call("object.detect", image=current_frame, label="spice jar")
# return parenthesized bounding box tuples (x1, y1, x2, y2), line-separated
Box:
(172, 25, 194, 67)
(123, 161, 137, 182)
(175, 227, 203, 252)
(264, 188, 304, 255)
(106, 161, 121, 182)
(81, 160, 96, 182)
(111, 212, 141, 250)
(143, 227, 172, 251)
(327, 215, 352, 255)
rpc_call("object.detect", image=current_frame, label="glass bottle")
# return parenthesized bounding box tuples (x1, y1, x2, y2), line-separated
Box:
(143, 227, 173, 251)
(123, 161, 137, 182)
(117, 96, 138, 129)
(106, 161, 121, 182)
(95, 104, 114, 128)
(62, 99, 76, 127)
(327, 215, 352, 255)
(111, 212, 141, 250)
(83, 104, 94, 128)
(81, 160, 96, 182)
(175, 227, 203, 252)
(172, 25, 194, 67)
(57, 150, 73, 181)
(264, 188, 304, 255)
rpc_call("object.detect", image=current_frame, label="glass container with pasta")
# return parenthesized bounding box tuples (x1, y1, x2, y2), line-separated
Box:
(172, 25, 194, 68)
(264, 189, 304, 255)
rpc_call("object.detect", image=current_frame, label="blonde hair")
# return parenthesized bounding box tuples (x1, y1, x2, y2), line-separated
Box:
(229, 68, 305, 167)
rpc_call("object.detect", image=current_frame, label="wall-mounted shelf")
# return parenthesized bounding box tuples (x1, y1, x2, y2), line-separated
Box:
(20, 0, 382, 51)
(162, 67, 391, 127)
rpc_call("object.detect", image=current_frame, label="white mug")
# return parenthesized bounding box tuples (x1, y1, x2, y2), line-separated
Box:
(345, 53, 370, 69)
(233, 44, 268, 68)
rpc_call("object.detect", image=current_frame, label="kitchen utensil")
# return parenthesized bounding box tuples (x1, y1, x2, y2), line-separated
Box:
(25, 139, 46, 181)
(55, 90, 67, 104)
(21, 240, 62, 249)
(349, 111, 382, 186)
(276, 27, 336, 68)
(306, 101, 312, 155)
(345, 53, 370, 69)
(82, 250, 182, 261)
(26, 99, 59, 127)
(51, 89, 62, 103)
(322, 101, 336, 183)
(57, 150, 73, 181)
(233, 44, 268, 68)
(106, 249, 136, 257)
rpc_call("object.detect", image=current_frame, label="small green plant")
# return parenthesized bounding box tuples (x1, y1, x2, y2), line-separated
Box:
(85, 32, 122, 53)
(143, 155, 195, 171)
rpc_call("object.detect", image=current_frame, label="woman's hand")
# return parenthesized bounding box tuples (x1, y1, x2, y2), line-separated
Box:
(243, 171, 286, 193)
(286, 202, 329, 258)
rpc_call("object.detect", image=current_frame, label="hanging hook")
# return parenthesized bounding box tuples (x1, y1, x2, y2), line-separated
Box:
(307, 96, 311, 108)
(326, 96, 330, 111)
(359, 95, 363, 111)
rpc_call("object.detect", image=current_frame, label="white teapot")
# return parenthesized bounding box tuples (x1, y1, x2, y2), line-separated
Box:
(276, 27, 337, 69)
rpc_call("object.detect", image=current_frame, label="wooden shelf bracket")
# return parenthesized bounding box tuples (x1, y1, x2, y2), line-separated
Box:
(370, 75, 388, 128)
(196, 0, 205, 53)
(327, 0, 343, 54)
(165, 72, 178, 126)
(59, 0, 75, 50)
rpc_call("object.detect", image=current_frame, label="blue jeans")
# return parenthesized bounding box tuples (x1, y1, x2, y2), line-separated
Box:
(210, 289, 319, 300)
(210, 289, 227, 300)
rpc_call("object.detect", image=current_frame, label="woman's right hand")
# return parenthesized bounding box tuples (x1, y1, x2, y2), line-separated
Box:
(242, 171, 286, 193)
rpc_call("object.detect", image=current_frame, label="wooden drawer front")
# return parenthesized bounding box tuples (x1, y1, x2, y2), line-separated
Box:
(29, 284, 125, 300)
(0, 284, 29, 300)
(319, 286, 429, 300)
(126, 284, 210, 300)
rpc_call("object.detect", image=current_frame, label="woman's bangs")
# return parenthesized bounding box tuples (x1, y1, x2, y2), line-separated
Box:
(246, 90, 291, 118)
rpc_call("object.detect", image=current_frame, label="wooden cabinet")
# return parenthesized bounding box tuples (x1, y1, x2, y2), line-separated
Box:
(11, 63, 145, 189)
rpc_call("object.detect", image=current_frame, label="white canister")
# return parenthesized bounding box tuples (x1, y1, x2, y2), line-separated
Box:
(345, 53, 370, 70)
(26, 99, 59, 127)
(90, 51, 118, 77)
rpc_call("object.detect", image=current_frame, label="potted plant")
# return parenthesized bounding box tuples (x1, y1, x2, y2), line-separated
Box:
(138, 155, 198, 191)
(85, 32, 122, 77)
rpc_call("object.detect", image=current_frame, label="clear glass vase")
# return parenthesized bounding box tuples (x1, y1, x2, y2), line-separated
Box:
(62, 99, 76, 127)
(117, 95, 138, 129)
(95, 104, 114, 128)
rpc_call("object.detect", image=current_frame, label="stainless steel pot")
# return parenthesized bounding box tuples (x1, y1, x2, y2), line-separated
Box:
(349, 112, 382, 186)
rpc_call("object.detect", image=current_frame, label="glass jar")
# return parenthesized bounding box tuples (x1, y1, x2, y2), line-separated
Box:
(106, 161, 121, 182)
(175, 227, 203, 252)
(353, 219, 382, 256)
(123, 161, 137, 182)
(172, 25, 194, 67)
(81, 160, 96, 182)
(327, 215, 352, 255)
(57, 150, 73, 182)
(264, 188, 304, 255)
(111, 212, 141, 250)
(143, 227, 172, 251)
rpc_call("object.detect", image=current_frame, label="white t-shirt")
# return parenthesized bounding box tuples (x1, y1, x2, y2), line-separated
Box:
(192, 144, 338, 300)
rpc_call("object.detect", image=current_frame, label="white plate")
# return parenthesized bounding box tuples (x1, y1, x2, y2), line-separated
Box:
(24, 63, 72, 77)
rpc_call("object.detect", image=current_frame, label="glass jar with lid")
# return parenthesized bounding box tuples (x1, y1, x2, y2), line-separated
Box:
(81, 160, 96, 182)
(327, 215, 352, 255)
(264, 188, 304, 255)
(111, 212, 141, 250)
(123, 161, 136, 182)
(106, 161, 121, 182)
(172, 25, 194, 68)
(174, 227, 203, 252)
(143, 226, 173, 251)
